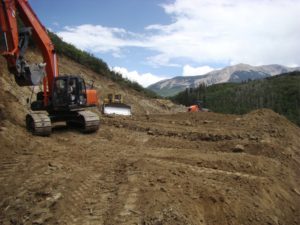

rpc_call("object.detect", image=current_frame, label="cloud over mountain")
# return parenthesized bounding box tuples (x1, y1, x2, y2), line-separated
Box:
(112, 67, 167, 87)
(57, 0, 300, 88)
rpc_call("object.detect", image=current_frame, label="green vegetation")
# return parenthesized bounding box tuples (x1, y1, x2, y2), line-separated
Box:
(171, 72, 300, 126)
(149, 85, 185, 97)
(46, 32, 158, 98)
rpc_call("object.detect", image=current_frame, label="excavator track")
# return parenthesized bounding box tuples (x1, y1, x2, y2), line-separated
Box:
(78, 110, 100, 133)
(26, 112, 52, 136)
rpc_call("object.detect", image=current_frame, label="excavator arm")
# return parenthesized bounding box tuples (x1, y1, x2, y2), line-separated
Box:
(0, 0, 19, 72)
(0, 0, 58, 106)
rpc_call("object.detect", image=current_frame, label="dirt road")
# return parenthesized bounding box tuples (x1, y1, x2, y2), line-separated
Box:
(1, 108, 300, 225)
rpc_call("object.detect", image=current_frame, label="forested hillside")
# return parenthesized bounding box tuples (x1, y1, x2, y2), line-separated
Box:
(171, 72, 300, 125)
(46, 32, 158, 98)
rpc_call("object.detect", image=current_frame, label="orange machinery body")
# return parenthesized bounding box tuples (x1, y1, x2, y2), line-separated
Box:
(86, 89, 99, 106)
(188, 105, 201, 112)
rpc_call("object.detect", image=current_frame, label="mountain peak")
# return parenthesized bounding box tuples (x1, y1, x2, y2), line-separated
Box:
(148, 64, 300, 97)
(234, 63, 251, 67)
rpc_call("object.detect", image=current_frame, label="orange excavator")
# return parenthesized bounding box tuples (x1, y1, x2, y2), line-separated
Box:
(0, 0, 100, 135)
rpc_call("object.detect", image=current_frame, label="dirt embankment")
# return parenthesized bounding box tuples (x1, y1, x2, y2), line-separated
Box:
(0, 49, 184, 119)
(0, 51, 300, 225)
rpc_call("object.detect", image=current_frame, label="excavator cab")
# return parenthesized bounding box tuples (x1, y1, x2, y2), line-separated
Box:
(52, 76, 97, 110)
(53, 76, 85, 109)
(30, 76, 97, 112)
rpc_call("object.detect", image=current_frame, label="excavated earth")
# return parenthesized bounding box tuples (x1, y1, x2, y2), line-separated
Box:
(0, 52, 300, 225)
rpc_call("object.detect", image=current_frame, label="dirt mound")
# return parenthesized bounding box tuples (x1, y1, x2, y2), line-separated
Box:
(1, 52, 300, 225)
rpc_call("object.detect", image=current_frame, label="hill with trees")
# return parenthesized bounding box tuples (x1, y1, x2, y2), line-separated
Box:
(17, 17, 158, 97)
(44, 32, 158, 98)
(171, 72, 300, 126)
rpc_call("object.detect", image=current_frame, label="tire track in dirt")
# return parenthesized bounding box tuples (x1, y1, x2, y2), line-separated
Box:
(59, 172, 109, 225)
(0, 157, 21, 222)
(116, 175, 140, 224)
(147, 157, 266, 181)
(0, 154, 54, 224)
(102, 159, 141, 225)
(58, 156, 138, 225)
(0, 155, 36, 194)
(0, 158, 19, 183)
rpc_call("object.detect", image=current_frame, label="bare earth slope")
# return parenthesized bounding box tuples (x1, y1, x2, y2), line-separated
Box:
(0, 52, 300, 225)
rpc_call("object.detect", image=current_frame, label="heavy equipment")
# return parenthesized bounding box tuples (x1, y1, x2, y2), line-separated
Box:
(187, 100, 209, 112)
(102, 93, 131, 116)
(0, 0, 100, 136)
(187, 104, 201, 112)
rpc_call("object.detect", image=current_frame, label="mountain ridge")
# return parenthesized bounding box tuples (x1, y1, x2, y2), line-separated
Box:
(148, 64, 300, 96)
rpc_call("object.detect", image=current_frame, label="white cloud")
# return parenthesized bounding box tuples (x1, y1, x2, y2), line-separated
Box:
(57, 0, 300, 69)
(112, 67, 167, 87)
(146, 54, 181, 68)
(183, 65, 215, 76)
(57, 24, 146, 55)
(148, 0, 300, 65)
(148, 0, 300, 66)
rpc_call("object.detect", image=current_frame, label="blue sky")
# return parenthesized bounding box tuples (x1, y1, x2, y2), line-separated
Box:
(29, 0, 300, 87)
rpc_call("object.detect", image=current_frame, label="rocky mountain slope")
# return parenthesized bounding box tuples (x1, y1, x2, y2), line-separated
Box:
(149, 64, 300, 96)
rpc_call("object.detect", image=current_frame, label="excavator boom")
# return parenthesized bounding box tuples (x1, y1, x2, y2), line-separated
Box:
(0, 0, 58, 106)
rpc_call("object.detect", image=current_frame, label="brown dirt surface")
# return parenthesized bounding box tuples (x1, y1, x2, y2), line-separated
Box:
(1, 51, 300, 225)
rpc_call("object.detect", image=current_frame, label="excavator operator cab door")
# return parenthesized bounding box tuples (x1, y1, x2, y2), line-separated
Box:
(52, 76, 87, 110)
